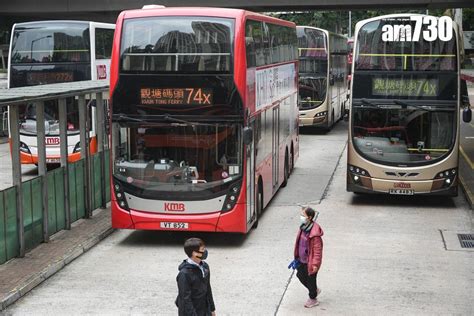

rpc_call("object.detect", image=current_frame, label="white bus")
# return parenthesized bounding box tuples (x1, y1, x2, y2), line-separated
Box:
(297, 26, 348, 130)
(7, 20, 115, 164)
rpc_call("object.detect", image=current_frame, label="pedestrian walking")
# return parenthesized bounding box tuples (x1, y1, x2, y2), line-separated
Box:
(292, 207, 324, 308)
(176, 238, 216, 316)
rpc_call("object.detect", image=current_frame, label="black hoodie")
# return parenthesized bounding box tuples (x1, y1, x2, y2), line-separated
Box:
(176, 259, 215, 316)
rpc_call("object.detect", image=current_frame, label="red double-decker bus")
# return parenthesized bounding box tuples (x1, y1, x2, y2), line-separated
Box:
(110, 7, 299, 233)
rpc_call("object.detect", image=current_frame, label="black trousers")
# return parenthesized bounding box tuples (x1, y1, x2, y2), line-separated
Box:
(296, 263, 318, 299)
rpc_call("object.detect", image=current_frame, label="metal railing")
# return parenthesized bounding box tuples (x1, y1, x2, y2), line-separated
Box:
(0, 80, 110, 263)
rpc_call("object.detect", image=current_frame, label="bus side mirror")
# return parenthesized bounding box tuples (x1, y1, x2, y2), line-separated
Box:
(329, 75, 335, 86)
(243, 127, 253, 145)
(463, 107, 472, 123)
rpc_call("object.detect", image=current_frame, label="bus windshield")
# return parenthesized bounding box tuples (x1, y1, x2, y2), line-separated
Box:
(120, 17, 234, 73)
(11, 23, 90, 64)
(352, 106, 455, 164)
(298, 28, 327, 109)
(355, 18, 457, 72)
(351, 16, 458, 166)
(114, 123, 242, 197)
(18, 101, 83, 136)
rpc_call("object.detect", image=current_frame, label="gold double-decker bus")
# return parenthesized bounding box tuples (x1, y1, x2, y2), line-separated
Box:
(298, 26, 348, 130)
(348, 14, 471, 196)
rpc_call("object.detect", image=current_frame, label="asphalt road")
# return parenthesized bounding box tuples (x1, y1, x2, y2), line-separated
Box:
(4, 120, 474, 315)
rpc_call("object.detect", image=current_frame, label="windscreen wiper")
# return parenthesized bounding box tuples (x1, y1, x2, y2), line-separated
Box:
(393, 100, 432, 112)
(163, 114, 220, 127)
(393, 100, 456, 112)
(352, 99, 378, 109)
(114, 114, 145, 122)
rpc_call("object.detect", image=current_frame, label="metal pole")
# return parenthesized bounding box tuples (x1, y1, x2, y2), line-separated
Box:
(95, 93, 107, 208)
(9, 105, 25, 256)
(58, 98, 71, 229)
(36, 101, 49, 242)
(78, 95, 92, 218)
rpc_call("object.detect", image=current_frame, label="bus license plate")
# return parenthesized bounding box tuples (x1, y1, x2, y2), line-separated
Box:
(160, 222, 189, 229)
(389, 189, 414, 195)
(46, 158, 60, 163)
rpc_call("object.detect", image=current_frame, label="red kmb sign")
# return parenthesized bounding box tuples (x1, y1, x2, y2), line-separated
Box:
(164, 203, 185, 212)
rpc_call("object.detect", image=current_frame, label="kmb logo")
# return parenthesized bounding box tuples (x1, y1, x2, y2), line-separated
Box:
(164, 203, 185, 212)
(394, 182, 411, 189)
(46, 137, 60, 145)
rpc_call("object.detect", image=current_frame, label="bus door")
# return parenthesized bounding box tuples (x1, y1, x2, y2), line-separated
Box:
(272, 106, 280, 188)
(246, 120, 256, 227)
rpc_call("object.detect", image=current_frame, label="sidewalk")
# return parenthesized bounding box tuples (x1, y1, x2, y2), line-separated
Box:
(0, 207, 113, 311)
(277, 149, 473, 315)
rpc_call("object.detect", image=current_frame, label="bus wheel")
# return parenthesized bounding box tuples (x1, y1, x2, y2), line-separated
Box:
(327, 110, 334, 132)
(290, 144, 294, 173)
(252, 188, 263, 229)
(282, 153, 289, 187)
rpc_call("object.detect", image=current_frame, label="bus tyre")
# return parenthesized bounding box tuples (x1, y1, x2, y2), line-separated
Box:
(252, 189, 263, 229)
(290, 145, 294, 174)
(326, 110, 334, 132)
(282, 154, 289, 187)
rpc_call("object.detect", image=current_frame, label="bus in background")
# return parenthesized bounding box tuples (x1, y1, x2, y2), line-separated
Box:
(348, 14, 472, 196)
(347, 38, 354, 90)
(297, 26, 348, 130)
(7, 20, 115, 164)
(110, 7, 299, 233)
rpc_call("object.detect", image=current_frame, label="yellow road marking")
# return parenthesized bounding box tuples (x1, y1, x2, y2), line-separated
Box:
(460, 146, 474, 170)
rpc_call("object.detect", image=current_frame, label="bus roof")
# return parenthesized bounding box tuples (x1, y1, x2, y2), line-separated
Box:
(297, 26, 347, 40)
(119, 7, 295, 28)
(355, 13, 459, 30)
(13, 20, 115, 28)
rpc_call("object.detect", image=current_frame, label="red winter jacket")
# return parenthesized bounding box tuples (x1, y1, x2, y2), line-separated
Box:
(293, 222, 324, 275)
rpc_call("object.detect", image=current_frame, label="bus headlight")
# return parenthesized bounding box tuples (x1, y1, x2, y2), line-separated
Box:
(221, 181, 242, 212)
(434, 168, 456, 188)
(348, 165, 371, 177)
(113, 180, 129, 211)
(19, 142, 31, 154)
(73, 142, 81, 153)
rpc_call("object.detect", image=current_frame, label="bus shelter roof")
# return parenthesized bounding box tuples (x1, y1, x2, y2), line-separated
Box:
(0, 80, 109, 106)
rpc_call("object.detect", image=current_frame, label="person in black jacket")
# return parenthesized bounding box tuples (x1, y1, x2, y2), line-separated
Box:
(176, 238, 216, 316)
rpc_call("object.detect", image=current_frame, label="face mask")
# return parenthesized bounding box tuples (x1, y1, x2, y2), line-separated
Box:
(196, 249, 208, 260)
(299, 215, 307, 225)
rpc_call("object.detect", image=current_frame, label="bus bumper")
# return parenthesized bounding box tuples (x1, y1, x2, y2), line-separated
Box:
(347, 173, 458, 196)
(19, 151, 83, 164)
(299, 113, 327, 127)
(111, 201, 248, 233)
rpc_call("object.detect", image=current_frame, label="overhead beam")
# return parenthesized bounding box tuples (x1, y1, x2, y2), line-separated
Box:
(0, 0, 473, 14)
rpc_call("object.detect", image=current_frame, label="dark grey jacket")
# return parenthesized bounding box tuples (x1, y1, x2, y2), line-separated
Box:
(176, 260, 215, 316)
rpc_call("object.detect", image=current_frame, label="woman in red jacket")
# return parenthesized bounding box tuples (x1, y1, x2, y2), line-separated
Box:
(294, 207, 324, 308)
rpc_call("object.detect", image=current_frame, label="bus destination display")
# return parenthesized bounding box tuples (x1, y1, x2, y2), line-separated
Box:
(372, 78, 438, 97)
(140, 88, 213, 105)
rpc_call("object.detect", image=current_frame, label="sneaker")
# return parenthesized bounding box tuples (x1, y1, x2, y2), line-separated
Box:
(316, 288, 322, 297)
(304, 298, 319, 308)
